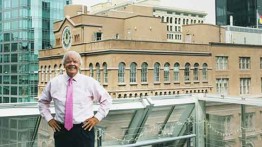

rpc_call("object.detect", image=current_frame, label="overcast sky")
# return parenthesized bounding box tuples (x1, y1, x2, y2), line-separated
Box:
(73, 0, 215, 24)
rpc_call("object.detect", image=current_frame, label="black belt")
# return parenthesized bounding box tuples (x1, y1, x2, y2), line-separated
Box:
(56, 121, 83, 127)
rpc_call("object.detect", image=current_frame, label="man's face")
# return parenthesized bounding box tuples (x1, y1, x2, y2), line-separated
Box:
(64, 54, 80, 77)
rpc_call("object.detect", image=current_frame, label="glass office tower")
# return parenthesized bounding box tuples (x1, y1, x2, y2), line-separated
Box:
(216, 0, 262, 28)
(0, 0, 72, 103)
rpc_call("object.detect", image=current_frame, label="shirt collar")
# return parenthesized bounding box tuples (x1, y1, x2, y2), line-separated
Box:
(64, 73, 80, 82)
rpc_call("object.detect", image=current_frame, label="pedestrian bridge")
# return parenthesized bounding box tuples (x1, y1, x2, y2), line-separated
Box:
(0, 94, 262, 147)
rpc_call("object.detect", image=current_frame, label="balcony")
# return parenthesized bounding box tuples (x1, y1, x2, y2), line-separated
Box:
(0, 94, 262, 147)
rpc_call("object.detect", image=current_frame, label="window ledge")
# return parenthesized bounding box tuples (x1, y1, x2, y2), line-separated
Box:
(118, 83, 126, 86)
(141, 82, 148, 85)
(164, 82, 171, 84)
(154, 82, 161, 85)
(184, 81, 191, 84)
(130, 83, 137, 86)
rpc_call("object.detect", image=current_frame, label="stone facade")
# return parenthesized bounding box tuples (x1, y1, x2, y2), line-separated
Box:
(38, 5, 262, 99)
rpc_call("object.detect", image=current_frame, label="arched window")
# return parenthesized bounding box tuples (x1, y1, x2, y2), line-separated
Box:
(193, 63, 199, 81)
(54, 64, 58, 77)
(103, 62, 108, 83)
(174, 63, 180, 82)
(154, 62, 160, 82)
(164, 63, 170, 82)
(44, 66, 47, 82)
(202, 63, 208, 80)
(184, 63, 190, 81)
(118, 62, 125, 83)
(48, 65, 52, 81)
(96, 63, 100, 82)
(59, 64, 63, 75)
(89, 63, 93, 77)
(141, 62, 148, 83)
(161, 16, 164, 22)
(41, 66, 44, 82)
(130, 62, 137, 83)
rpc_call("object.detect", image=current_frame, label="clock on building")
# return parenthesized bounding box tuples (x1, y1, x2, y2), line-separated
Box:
(62, 26, 72, 49)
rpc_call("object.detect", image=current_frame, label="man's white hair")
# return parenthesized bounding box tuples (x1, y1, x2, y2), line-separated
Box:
(62, 51, 83, 65)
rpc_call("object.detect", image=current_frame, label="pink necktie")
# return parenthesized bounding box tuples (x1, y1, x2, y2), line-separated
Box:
(65, 78, 73, 131)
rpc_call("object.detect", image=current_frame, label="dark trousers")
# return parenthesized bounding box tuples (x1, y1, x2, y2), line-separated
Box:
(54, 123, 95, 147)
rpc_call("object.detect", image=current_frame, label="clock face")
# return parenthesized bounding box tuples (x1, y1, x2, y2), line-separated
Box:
(62, 26, 72, 49)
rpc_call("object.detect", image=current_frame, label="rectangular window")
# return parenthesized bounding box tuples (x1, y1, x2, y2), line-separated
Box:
(239, 57, 250, 69)
(11, 54, 18, 62)
(260, 57, 262, 69)
(4, 44, 10, 52)
(240, 78, 251, 95)
(11, 43, 18, 51)
(94, 32, 102, 41)
(261, 78, 262, 93)
(3, 54, 9, 63)
(224, 115, 232, 134)
(11, 75, 17, 84)
(3, 65, 9, 74)
(243, 113, 254, 131)
(4, 33, 10, 41)
(74, 34, 80, 42)
(216, 78, 228, 95)
(216, 56, 228, 70)
(11, 87, 17, 95)
(3, 86, 9, 95)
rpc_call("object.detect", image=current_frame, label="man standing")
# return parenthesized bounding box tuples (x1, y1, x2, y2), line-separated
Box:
(38, 51, 112, 147)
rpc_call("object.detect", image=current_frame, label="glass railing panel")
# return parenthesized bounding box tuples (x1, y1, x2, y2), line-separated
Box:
(205, 103, 262, 147)
(136, 103, 195, 143)
(96, 109, 136, 146)
(0, 116, 39, 147)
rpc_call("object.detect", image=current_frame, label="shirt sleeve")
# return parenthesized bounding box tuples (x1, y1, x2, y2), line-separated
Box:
(38, 81, 53, 122)
(92, 79, 112, 121)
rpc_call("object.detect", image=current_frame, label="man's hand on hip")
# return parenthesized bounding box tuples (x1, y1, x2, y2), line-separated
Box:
(82, 117, 99, 131)
(48, 119, 61, 132)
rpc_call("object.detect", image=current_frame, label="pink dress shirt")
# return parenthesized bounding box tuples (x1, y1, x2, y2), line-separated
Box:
(38, 73, 112, 124)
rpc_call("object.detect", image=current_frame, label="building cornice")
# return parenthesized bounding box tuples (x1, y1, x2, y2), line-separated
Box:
(39, 49, 211, 61)
(210, 42, 262, 48)
(152, 5, 207, 16)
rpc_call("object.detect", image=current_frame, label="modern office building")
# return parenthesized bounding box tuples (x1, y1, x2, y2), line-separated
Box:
(91, 0, 207, 42)
(0, 1, 73, 147)
(215, 0, 262, 28)
(0, 0, 72, 103)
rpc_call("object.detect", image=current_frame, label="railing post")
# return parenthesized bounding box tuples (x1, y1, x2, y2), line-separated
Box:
(97, 128, 103, 147)
(194, 94, 206, 147)
(241, 104, 246, 147)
